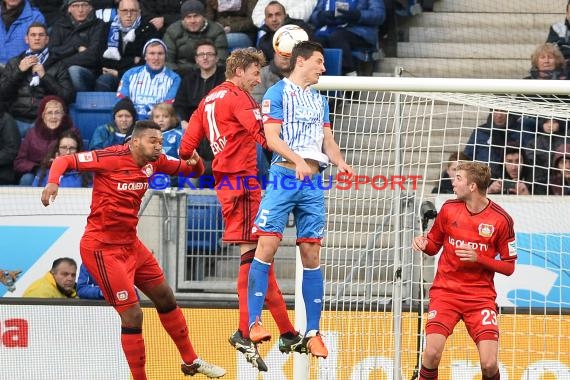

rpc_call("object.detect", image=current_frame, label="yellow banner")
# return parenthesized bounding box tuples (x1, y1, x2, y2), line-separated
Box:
(142, 309, 570, 379)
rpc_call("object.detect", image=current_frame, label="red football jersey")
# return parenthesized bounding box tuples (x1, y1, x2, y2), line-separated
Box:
(48, 145, 203, 245)
(425, 199, 516, 300)
(179, 81, 266, 182)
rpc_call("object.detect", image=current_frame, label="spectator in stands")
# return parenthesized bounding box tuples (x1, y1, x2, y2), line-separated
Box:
(140, 0, 183, 35)
(251, 49, 290, 103)
(251, 0, 317, 28)
(463, 110, 525, 179)
(310, 0, 385, 75)
(95, 0, 161, 91)
(546, 1, 570, 62)
(525, 43, 567, 80)
(89, 97, 137, 149)
(548, 143, 570, 195)
(487, 145, 537, 195)
(164, 0, 228, 75)
(77, 263, 104, 299)
(29, 0, 64, 27)
(32, 130, 91, 187)
(151, 102, 182, 158)
(256, 1, 314, 62)
(0, 22, 75, 137)
(174, 40, 225, 121)
(0, 0, 45, 66)
(527, 117, 568, 187)
(14, 95, 80, 185)
(0, 107, 21, 185)
(49, 0, 107, 91)
(205, 0, 258, 51)
(22, 257, 78, 298)
(431, 151, 468, 194)
(117, 39, 181, 120)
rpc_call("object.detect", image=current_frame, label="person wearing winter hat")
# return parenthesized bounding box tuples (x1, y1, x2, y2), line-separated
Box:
(13, 95, 81, 185)
(48, 0, 107, 91)
(117, 38, 181, 120)
(89, 97, 138, 149)
(163, 0, 228, 75)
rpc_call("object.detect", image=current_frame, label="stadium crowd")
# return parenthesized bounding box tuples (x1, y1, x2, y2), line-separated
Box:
(1, 0, 566, 196)
(0, 0, 404, 185)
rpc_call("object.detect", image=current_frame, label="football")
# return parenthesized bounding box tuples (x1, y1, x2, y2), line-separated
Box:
(272, 24, 309, 57)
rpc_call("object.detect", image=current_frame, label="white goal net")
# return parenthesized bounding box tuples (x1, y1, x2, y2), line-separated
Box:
(310, 76, 570, 380)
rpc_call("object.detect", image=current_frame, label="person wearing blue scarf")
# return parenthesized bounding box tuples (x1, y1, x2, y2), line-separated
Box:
(95, 0, 160, 91)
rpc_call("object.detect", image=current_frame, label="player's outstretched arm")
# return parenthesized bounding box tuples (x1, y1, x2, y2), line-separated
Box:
(41, 183, 59, 207)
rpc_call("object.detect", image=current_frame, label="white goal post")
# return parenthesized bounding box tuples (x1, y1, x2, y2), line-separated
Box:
(292, 76, 570, 380)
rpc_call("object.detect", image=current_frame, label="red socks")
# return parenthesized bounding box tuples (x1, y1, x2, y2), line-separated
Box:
(419, 365, 438, 380)
(121, 326, 147, 380)
(238, 252, 253, 338)
(483, 371, 500, 380)
(265, 263, 296, 335)
(238, 250, 296, 337)
(158, 306, 197, 365)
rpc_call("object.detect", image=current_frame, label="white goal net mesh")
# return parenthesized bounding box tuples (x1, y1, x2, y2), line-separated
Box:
(314, 77, 570, 379)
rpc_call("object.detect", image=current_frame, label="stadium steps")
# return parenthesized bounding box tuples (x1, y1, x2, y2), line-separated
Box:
(408, 27, 548, 44)
(380, 58, 530, 78)
(432, 0, 564, 13)
(397, 43, 537, 59)
(377, 0, 564, 78)
(403, 13, 559, 28)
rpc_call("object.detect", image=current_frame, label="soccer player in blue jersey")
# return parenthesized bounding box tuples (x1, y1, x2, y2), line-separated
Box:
(247, 40, 353, 359)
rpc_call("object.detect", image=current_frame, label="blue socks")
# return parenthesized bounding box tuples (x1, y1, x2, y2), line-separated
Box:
(248, 258, 270, 327)
(302, 267, 323, 333)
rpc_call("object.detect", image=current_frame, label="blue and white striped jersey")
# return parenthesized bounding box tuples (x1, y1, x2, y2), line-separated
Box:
(261, 78, 330, 168)
(118, 65, 181, 120)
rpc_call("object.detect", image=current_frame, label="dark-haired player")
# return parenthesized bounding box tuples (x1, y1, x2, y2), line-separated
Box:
(41, 120, 225, 379)
(247, 41, 353, 359)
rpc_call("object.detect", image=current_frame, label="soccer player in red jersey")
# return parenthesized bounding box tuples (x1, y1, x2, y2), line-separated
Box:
(41, 121, 225, 379)
(412, 162, 517, 380)
(179, 48, 301, 371)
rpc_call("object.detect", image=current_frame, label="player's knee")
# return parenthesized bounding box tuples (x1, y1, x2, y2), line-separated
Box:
(120, 305, 144, 327)
(256, 237, 279, 260)
(480, 359, 498, 376)
(422, 346, 443, 367)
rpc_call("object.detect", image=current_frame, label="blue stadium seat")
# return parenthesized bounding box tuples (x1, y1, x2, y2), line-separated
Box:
(69, 92, 117, 143)
(187, 194, 223, 281)
(187, 194, 223, 252)
(351, 48, 383, 63)
(323, 48, 342, 76)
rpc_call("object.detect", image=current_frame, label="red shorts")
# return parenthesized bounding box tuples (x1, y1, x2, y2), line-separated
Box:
(425, 296, 499, 343)
(216, 176, 261, 244)
(80, 236, 164, 312)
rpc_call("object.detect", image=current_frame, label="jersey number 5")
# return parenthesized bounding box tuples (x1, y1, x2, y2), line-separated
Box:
(481, 309, 498, 326)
